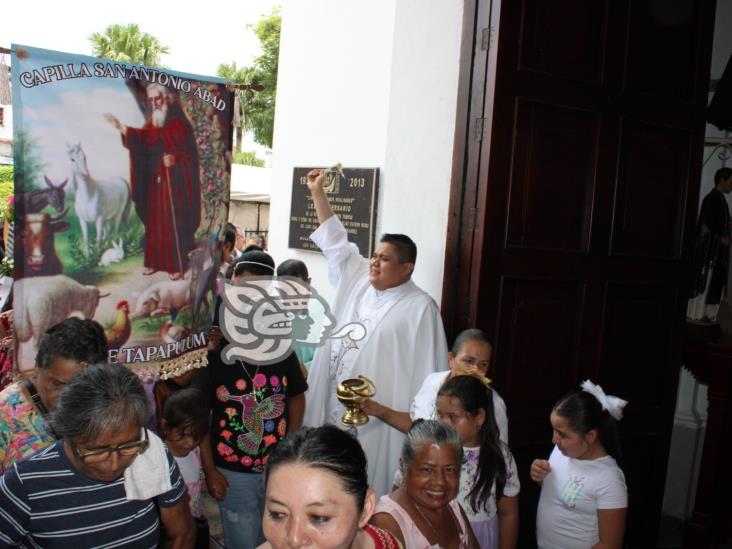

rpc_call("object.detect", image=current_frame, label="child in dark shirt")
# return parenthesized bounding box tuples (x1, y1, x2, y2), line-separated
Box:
(197, 250, 308, 548)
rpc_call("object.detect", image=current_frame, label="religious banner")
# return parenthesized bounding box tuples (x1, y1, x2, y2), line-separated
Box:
(11, 45, 233, 379)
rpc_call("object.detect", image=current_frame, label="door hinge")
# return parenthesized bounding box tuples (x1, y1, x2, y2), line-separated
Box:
(480, 25, 497, 51)
(474, 117, 488, 142)
(481, 27, 490, 50)
(467, 206, 479, 232)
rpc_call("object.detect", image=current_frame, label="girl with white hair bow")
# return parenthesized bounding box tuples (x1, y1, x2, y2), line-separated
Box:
(530, 380, 629, 549)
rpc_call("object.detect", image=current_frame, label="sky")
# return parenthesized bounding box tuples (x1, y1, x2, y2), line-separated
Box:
(3, 0, 280, 78)
(3, 0, 280, 160)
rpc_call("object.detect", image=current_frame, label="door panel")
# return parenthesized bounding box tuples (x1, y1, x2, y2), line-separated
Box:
(600, 283, 680, 409)
(518, 0, 608, 85)
(507, 100, 599, 252)
(611, 119, 691, 258)
(444, 0, 717, 546)
(494, 277, 585, 420)
(623, 0, 702, 101)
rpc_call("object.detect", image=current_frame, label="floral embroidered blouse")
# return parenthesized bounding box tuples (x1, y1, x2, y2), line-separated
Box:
(199, 347, 307, 474)
(0, 382, 56, 475)
(459, 445, 521, 522)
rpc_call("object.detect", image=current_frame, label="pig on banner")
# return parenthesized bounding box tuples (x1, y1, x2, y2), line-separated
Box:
(11, 44, 232, 380)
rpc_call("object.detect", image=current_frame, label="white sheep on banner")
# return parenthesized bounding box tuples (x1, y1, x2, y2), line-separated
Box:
(15, 275, 109, 367)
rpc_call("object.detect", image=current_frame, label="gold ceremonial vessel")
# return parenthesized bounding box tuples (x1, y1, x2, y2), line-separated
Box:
(336, 375, 376, 426)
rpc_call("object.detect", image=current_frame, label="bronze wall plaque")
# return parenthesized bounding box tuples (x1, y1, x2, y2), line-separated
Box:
(289, 167, 380, 257)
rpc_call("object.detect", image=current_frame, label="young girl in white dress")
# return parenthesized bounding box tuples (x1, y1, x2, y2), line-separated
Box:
(437, 372, 520, 549)
(159, 387, 210, 548)
(530, 380, 628, 549)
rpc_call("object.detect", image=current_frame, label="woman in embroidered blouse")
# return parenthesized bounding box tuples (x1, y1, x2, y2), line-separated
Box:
(370, 420, 479, 549)
(0, 318, 107, 474)
(259, 425, 401, 549)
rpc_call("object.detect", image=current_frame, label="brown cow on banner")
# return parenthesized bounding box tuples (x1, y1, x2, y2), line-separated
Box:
(18, 209, 70, 278)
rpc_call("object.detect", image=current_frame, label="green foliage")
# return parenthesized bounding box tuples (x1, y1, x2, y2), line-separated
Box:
(133, 315, 168, 334)
(62, 211, 144, 277)
(67, 233, 101, 272)
(133, 307, 193, 334)
(89, 24, 169, 67)
(217, 62, 248, 153)
(232, 150, 265, 167)
(13, 130, 46, 191)
(122, 221, 145, 257)
(0, 166, 12, 185)
(217, 8, 280, 149)
(245, 10, 280, 149)
(0, 257, 13, 278)
(0, 167, 13, 223)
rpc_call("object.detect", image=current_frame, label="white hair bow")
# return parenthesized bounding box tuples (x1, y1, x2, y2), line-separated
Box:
(580, 380, 628, 421)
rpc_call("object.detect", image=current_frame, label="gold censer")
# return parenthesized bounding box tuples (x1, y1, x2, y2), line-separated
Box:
(336, 375, 376, 426)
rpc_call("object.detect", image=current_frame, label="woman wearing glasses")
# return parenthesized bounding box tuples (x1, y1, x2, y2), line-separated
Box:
(0, 363, 196, 547)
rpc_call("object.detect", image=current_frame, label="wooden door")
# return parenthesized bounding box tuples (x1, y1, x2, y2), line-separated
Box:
(443, 1, 718, 546)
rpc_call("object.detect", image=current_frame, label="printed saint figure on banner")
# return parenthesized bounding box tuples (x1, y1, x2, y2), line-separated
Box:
(11, 44, 233, 378)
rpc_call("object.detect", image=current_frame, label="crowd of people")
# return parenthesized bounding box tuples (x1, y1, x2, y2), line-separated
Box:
(0, 167, 629, 548)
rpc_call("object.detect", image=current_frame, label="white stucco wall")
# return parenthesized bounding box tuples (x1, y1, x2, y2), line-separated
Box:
(380, 0, 462, 303)
(268, 0, 464, 305)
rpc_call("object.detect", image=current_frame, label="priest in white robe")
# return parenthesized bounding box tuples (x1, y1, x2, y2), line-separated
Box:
(303, 168, 449, 496)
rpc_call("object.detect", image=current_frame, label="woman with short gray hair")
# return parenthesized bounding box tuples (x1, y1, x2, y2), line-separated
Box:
(52, 359, 150, 444)
(400, 417, 465, 468)
(370, 419, 478, 548)
(0, 363, 196, 547)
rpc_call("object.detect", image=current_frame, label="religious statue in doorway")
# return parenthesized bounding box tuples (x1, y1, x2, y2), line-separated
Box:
(688, 167, 732, 323)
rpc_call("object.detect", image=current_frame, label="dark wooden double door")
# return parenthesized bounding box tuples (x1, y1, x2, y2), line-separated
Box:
(442, 1, 717, 546)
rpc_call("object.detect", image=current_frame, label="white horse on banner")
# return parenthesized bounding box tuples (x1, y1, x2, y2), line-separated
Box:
(67, 142, 131, 256)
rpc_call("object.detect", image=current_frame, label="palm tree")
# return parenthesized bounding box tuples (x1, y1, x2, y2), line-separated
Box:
(216, 62, 250, 153)
(89, 24, 169, 67)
